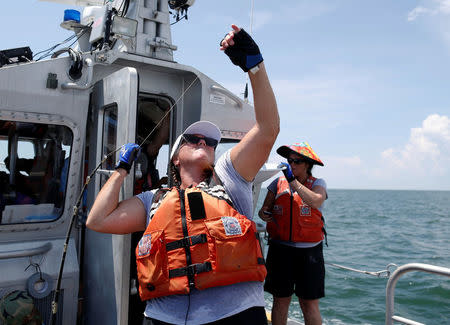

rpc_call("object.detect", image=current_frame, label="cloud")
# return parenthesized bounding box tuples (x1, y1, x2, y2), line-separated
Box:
(407, 0, 450, 21)
(381, 114, 450, 174)
(257, 114, 450, 190)
(438, 0, 450, 14)
(318, 114, 450, 190)
(407, 6, 434, 21)
(407, 1, 450, 52)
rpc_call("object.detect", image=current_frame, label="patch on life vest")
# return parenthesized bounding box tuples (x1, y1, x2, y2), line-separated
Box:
(300, 206, 311, 216)
(138, 234, 152, 256)
(221, 216, 242, 236)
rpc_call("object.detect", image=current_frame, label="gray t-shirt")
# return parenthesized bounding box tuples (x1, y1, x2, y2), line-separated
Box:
(136, 150, 265, 324)
(267, 176, 327, 248)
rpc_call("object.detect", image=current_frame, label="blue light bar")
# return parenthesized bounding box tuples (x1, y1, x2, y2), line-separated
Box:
(63, 9, 81, 23)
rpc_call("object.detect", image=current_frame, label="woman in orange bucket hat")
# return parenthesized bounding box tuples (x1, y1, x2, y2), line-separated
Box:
(259, 141, 327, 325)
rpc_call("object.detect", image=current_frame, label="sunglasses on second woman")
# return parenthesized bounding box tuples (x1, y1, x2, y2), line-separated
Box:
(287, 157, 306, 165)
(182, 134, 219, 148)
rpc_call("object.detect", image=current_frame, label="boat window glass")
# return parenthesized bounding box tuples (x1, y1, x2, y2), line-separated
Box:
(0, 120, 73, 224)
(101, 104, 118, 187)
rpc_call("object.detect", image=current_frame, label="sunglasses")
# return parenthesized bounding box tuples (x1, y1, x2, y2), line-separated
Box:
(182, 134, 218, 148)
(287, 157, 306, 165)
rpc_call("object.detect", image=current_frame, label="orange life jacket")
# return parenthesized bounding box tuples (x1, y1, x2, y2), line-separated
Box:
(136, 179, 266, 301)
(266, 176, 325, 243)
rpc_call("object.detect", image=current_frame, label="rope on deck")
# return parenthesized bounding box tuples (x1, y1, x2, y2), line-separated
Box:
(325, 262, 398, 278)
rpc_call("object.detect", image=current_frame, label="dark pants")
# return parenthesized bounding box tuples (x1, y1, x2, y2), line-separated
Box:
(264, 241, 325, 299)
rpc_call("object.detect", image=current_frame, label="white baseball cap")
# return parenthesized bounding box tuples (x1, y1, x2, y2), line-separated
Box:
(170, 121, 222, 160)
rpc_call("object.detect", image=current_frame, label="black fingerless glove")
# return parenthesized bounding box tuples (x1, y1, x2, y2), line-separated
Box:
(223, 28, 263, 72)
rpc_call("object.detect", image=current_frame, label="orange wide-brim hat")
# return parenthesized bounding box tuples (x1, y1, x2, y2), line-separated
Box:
(276, 141, 324, 166)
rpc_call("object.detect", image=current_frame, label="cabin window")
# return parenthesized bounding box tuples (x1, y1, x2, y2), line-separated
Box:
(100, 105, 118, 187)
(0, 120, 73, 224)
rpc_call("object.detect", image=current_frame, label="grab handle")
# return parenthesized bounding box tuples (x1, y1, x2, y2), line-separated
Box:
(0, 242, 52, 259)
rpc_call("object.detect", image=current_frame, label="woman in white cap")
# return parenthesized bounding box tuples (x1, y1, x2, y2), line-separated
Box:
(87, 24, 279, 325)
(259, 142, 327, 325)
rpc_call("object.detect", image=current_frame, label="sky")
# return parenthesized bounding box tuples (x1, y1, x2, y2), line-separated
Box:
(1, 0, 450, 191)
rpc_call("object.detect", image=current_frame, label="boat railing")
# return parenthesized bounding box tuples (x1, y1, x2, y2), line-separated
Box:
(386, 263, 450, 325)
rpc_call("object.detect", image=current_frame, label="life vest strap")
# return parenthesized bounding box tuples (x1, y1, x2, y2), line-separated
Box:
(166, 234, 208, 251)
(169, 262, 212, 279)
(187, 191, 207, 220)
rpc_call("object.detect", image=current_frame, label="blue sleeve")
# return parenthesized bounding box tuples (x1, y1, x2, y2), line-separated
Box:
(267, 178, 279, 194)
(136, 190, 155, 226)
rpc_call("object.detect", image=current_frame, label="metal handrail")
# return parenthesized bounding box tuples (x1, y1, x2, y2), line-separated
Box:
(0, 242, 52, 259)
(386, 263, 450, 325)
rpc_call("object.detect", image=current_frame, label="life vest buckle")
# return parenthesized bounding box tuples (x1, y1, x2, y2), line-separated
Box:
(181, 237, 191, 248)
(186, 264, 196, 276)
(166, 234, 208, 251)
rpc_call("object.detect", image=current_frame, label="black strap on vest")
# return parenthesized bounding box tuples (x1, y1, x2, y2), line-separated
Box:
(178, 189, 196, 288)
(169, 262, 212, 278)
(187, 191, 207, 220)
(166, 234, 208, 251)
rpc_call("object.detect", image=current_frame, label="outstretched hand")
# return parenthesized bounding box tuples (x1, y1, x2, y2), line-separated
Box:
(220, 24, 263, 72)
(278, 162, 295, 183)
(220, 24, 240, 50)
(115, 143, 141, 173)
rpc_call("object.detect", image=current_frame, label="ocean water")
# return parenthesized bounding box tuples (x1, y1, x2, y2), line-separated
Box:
(255, 189, 450, 325)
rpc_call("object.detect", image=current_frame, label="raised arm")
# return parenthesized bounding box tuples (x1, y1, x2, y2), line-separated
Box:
(280, 163, 327, 210)
(86, 144, 146, 234)
(221, 25, 279, 181)
(290, 181, 327, 210)
(86, 169, 146, 233)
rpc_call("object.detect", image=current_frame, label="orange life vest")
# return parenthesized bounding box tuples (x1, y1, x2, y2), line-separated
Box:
(136, 180, 266, 301)
(266, 176, 325, 243)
